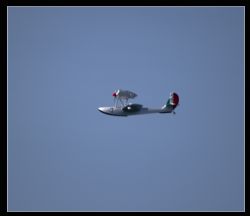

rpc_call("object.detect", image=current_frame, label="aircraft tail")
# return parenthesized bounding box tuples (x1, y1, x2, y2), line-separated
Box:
(160, 92, 179, 113)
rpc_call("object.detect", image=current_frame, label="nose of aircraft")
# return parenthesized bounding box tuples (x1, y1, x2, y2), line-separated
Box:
(98, 107, 104, 112)
(98, 107, 113, 115)
(98, 107, 109, 114)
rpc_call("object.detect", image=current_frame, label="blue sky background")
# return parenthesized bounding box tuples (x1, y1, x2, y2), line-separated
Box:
(8, 7, 244, 211)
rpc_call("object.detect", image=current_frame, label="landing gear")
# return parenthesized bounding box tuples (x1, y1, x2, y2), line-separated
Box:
(173, 111, 176, 115)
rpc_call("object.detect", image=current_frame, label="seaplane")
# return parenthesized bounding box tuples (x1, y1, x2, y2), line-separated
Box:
(98, 89, 179, 117)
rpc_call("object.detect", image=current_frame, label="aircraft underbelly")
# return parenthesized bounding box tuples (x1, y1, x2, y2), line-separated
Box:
(98, 107, 164, 116)
(98, 107, 127, 116)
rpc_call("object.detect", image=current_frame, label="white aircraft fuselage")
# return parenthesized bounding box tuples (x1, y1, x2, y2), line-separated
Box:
(98, 105, 173, 117)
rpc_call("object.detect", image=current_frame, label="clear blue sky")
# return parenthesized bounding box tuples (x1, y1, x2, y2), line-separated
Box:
(8, 7, 244, 211)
